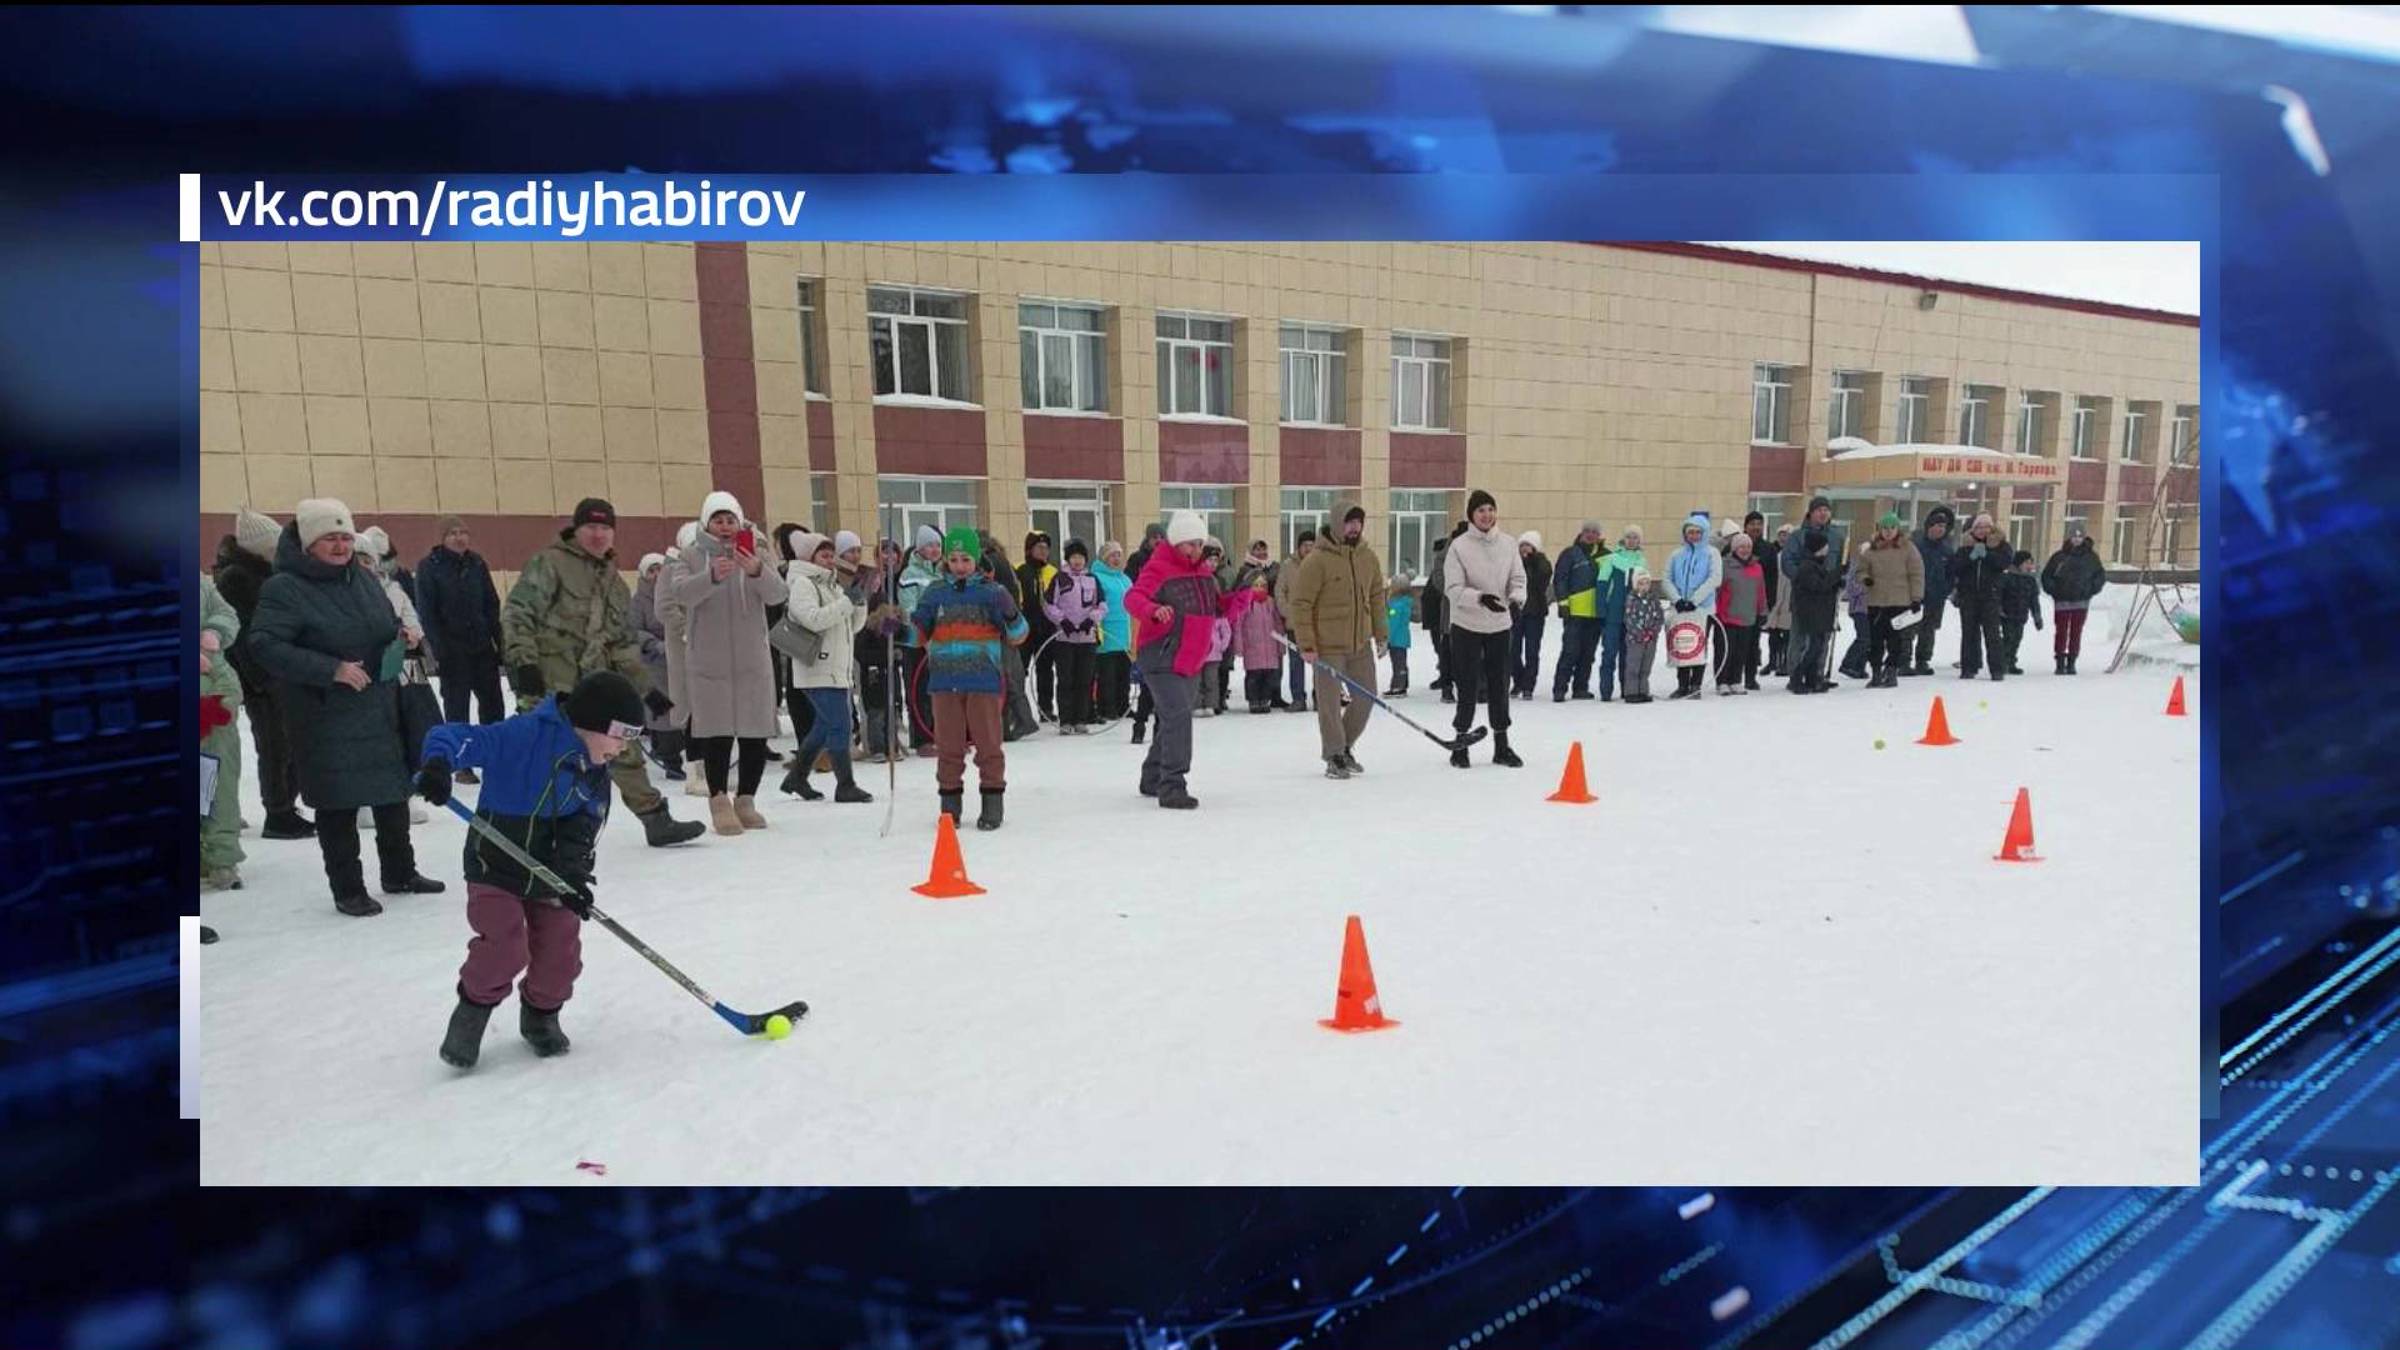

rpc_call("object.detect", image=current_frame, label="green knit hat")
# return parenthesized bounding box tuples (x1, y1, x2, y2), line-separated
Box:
(1878, 511, 1903, 529)
(942, 524, 981, 559)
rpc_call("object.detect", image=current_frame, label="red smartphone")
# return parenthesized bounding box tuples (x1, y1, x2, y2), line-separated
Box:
(734, 527, 756, 556)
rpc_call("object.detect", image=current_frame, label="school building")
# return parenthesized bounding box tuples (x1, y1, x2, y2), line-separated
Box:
(197, 240, 2199, 580)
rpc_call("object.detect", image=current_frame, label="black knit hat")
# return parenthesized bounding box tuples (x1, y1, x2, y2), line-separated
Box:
(1064, 538, 1089, 561)
(564, 671, 645, 737)
(571, 497, 618, 529)
(1807, 496, 1832, 517)
(1297, 528, 1317, 546)
(1466, 488, 1496, 517)
(2013, 549, 2033, 566)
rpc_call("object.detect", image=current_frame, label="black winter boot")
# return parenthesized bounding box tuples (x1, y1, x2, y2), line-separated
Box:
(383, 872, 446, 895)
(639, 803, 706, 846)
(261, 810, 316, 840)
(1493, 734, 1523, 769)
(521, 1003, 570, 1057)
(940, 790, 963, 824)
(1158, 787, 1198, 810)
(200, 925, 220, 944)
(1450, 744, 1471, 769)
(333, 890, 383, 917)
(440, 990, 496, 1068)
(1130, 721, 1147, 745)
(834, 780, 874, 804)
(781, 760, 823, 800)
(976, 788, 1005, 832)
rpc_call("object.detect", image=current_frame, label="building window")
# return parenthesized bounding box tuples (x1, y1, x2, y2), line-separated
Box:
(1387, 490, 1450, 581)
(1391, 335, 1453, 431)
(2110, 505, 2141, 565)
(1280, 324, 1348, 426)
(2169, 406, 2197, 466)
(2160, 510, 2185, 565)
(1156, 312, 1234, 419)
(2120, 403, 2152, 465)
(1027, 481, 1111, 549)
(1019, 301, 1107, 414)
(868, 286, 972, 403)
(809, 473, 831, 531)
(1280, 487, 1340, 557)
(1159, 484, 1236, 548)
(2014, 391, 2053, 457)
(1827, 371, 1867, 442)
(1958, 384, 1999, 449)
(877, 475, 980, 545)
(796, 279, 825, 396)
(1752, 363, 1793, 444)
(1896, 377, 1932, 444)
(2071, 397, 2102, 461)
(2008, 494, 2048, 560)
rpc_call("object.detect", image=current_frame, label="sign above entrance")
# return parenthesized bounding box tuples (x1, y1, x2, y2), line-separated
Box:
(1913, 452, 2062, 483)
(1821, 441, 2063, 487)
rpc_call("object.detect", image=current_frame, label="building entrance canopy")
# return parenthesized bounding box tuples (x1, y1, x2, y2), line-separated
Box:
(1820, 440, 2064, 488)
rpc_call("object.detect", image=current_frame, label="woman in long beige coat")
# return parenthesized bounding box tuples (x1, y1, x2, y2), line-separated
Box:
(665, 492, 787, 834)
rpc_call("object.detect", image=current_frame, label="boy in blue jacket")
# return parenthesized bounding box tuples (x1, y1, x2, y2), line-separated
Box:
(415, 671, 647, 1069)
(1384, 569, 1416, 697)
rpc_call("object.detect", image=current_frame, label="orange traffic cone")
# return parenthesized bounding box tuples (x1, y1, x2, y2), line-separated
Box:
(1916, 696, 1961, 747)
(1994, 787, 2040, 863)
(1547, 740, 1598, 804)
(910, 812, 986, 898)
(2165, 676, 2187, 717)
(1320, 915, 1398, 1033)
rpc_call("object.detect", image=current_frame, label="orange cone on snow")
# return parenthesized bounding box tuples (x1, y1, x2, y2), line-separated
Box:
(2165, 676, 2187, 717)
(1994, 787, 2040, 863)
(1916, 696, 1961, 747)
(910, 812, 986, 899)
(1320, 915, 1398, 1032)
(1548, 741, 1598, 804)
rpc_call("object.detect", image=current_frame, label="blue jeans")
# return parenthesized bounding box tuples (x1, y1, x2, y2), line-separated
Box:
(1511, 610, 1546, 694)
(1597, 622, 1626, 699)
(796, 686, 854, 778)
(1288, 646, 1309, 704)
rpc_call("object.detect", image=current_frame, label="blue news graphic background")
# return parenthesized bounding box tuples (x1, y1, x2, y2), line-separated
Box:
(1, 7, 2395, 1348)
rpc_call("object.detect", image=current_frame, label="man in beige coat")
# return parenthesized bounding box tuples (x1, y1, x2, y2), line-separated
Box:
(1286, 500, 1389, 780)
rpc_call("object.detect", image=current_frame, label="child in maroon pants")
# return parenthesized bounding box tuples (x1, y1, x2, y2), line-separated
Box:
(415, 671, 647, 1069)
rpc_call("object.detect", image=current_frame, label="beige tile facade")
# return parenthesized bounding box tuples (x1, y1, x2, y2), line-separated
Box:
(200, 241, 2199, 576)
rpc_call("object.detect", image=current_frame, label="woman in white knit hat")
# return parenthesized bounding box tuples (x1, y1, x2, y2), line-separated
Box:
(664, 491, 787, 834)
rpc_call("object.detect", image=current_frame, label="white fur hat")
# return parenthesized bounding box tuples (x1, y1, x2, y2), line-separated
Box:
(675, 521, 700, 551)
(357, 525, 390, 559)
(1518, 530, 1543, 552)
(638, 552, 665, 575)
(1166, 510, 1206, 546)
(296, 499, 355, 550)
(832, 529, 862, 556)
(700, 490, 744, 527)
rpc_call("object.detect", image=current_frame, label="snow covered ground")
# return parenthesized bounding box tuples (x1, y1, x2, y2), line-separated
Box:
(198, 613, 2198, 1187)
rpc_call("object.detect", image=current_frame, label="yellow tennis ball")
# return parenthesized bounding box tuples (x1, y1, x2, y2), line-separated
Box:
(1874, 738, 1886, 750)
(763, 1014, 792, 1040)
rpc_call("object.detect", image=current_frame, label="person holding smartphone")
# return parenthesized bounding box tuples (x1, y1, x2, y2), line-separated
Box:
(667, 491, 788, 835)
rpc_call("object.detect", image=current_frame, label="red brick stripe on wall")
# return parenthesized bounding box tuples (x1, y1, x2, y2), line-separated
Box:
(2067, 460, 2109, 500)
(2118, 464, 2158, 504)
(1024, 414, 1125, 481)
(1389, 432, 1467, 489)
(807, 399, 837, 473)
(871, 405, 987, 477)
(1748, 445, 1805, 495)
(200, 513, 686, 573)
(1278, 426, 1361, 487)
(1157, 420, 1248, 484)
(695, 241, 765, 516)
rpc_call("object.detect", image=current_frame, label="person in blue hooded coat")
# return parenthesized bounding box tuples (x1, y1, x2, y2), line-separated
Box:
(1661, 511, 1722, 699)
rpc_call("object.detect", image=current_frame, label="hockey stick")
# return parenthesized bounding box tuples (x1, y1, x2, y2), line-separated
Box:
(442, 799, 807, 1036)
(1273, 633, 1487, 753)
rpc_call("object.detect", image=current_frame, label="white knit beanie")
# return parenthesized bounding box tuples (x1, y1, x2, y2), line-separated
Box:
(914, 524, 942, 551)
(832, 529, 862, 556)
(638, 552, 665, 575)
(1166, 510, 1206, 546)
(235, 508, 281, 558)
(296, 499, 355, 550)
(675, 521, 699, 551)
(1518, 530, 1543, 552)
(358, 525, 390, 559)
(700, 490, 744, 527)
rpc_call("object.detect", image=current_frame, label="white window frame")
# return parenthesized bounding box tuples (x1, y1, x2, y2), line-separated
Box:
(1746, 493, 1788, 538)
(2008, 495, 2048, 560)
(2014, 391, 2047, 457)
(2120, 406, 2148, 465)
(2110, 505, 2141, 565)
(1019, 300, 1108, 415)
(1158, 484, 1236, 549)
(1896, 377, 1931, 444)
(1156, 311, 1236, 421)
(1027, 481, 1112, 550)
(868, 285, 975, 406)
(2169, 409, 2195, 466)
(1752, 363, 1793, 445)
(1387, 489, 1449, 581)
(1958, 384, 1996, 450)
(1280, 487, 1341, 558)
(877, 475, 981, 546)
(2160, 510, 2184, 564)
(2070, 398, 2100, 461)
(1391, 334, 1453, 432)
(1827, 370, 1867, 442)
(1280, 323, 1349, 427)
(796, 279, 826, 397)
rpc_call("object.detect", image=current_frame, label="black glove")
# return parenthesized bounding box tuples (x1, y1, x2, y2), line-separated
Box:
(643, 687, 673, 718)
(513, 664, 545, 698)
(556, 877, 595, 920)
(1675, 600, 1696, 612)
(414, 758, 453, 807)
(1478, 594, 1508, 613)
(1909, 602, 1922, 613)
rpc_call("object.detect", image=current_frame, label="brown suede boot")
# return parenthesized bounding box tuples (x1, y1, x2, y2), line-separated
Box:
(709, 794, 744, 836)
(733, 795, 768, 829)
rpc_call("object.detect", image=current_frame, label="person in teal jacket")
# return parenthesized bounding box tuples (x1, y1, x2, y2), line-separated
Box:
(1384, 570, 1416, 696)
(1094, 541, 1136, 720)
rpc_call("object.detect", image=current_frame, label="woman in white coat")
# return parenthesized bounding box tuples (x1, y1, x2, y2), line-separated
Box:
(666, 492, 787, 835)
(777, 531, 873, 803)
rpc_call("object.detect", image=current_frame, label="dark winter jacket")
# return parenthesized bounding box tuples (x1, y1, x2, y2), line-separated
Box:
(1915, 507, 1959, 609)
(2041, 539, 2107, 611)
(421, 697, 609, 903)
(1948, 532, 2011, 614)
(1781, 516, 1845, 582)
(1999, 572, 2044, 627)
(414, 544, 502, 666)
(1017, 535, 1057, 647)
(244, 524, 411, 810)
(1747, 530, 1781, 610)
(1420, 540, 1450, 635)
(1789, 553, 1841, 635)
(1551, 540, 1601, 618)
(212, 536, 276, 698)
(1519, 547, 1552, 613)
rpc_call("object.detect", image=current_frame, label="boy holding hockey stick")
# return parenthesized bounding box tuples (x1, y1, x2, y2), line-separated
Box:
(415, 670, 647, 1069)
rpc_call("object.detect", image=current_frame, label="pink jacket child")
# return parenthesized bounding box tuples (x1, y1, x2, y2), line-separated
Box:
(1128, 545, 1259, 679)
(1233, 583, 1284, 670)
